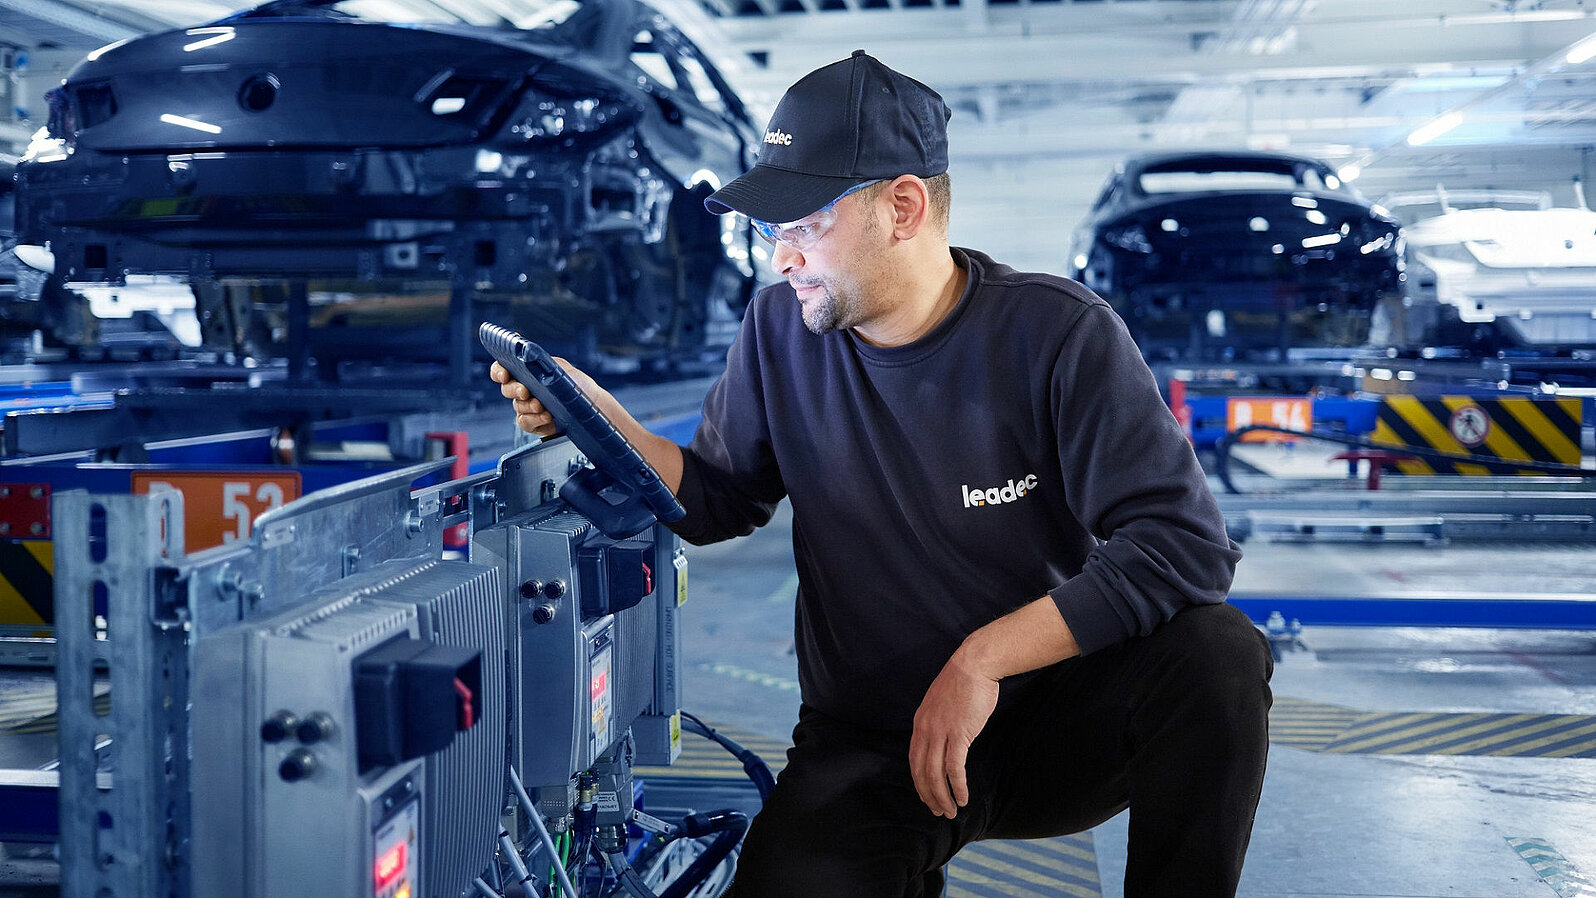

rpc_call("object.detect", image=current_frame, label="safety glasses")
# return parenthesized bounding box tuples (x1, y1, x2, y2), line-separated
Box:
(749, 179, 886, 251)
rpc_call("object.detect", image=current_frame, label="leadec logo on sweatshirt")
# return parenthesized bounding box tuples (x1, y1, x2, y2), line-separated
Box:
(960, 474, 1039, 508)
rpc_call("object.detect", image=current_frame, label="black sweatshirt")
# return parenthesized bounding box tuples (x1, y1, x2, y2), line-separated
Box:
(669, 248, 1242, 732)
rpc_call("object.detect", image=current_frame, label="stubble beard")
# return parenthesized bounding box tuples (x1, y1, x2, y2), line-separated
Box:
(795, 212, 879, 335)
(798, 282, 853, 335)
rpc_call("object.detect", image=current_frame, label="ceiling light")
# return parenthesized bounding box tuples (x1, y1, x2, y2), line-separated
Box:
(1407, 112, 1463, 146)
(1302, 233, 1342, 249)
(1338, 163, 1362, 182)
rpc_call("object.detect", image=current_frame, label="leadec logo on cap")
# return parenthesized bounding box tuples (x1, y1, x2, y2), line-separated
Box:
(763, 129, 793, 146)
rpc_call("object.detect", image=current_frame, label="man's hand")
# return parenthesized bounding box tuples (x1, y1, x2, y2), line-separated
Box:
(908, 596, 1081, 819)
(909, 651, 1000, 819)
(488, 357, 687, 493)
(490, 358, 601, 438)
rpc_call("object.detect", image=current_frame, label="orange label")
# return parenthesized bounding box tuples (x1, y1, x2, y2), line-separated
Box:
(132, 472, 302, 552)
(1226, 398, 1312, 443)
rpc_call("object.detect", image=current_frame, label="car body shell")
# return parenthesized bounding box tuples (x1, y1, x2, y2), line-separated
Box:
(14, 0, 763, 368)
(1070, 150, 1403, 359)
(1396, 194, 1596, 349)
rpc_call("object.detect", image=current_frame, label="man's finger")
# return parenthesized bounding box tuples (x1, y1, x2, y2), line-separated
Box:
(946, 738, 971, 809)
(911, 734, 946, 816)
(923, 738, 952, 817)
(909, 735, 932, 809)
(516, 413, 555, 436)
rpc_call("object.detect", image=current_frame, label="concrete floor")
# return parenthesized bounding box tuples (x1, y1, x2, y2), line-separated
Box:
(678, 497, 1596, 898)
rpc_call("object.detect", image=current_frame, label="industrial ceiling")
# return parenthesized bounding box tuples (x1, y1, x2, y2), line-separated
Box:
(3, 0, 1595, 272)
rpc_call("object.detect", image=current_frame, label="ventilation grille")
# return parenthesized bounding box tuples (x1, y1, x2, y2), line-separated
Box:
(374, 562, 508, 898)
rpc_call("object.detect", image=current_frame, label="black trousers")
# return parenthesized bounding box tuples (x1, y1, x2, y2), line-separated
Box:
(727, 602, 1273, 898)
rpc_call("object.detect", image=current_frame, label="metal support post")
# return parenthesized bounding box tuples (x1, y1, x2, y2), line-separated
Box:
(54, 490, 191, 898)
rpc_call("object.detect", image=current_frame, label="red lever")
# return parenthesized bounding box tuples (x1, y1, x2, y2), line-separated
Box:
(453, 677, 475, 730)
(641, 561, 653, 596)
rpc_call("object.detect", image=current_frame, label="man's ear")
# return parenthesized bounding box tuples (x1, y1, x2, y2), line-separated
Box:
(886, 175, 931, 240)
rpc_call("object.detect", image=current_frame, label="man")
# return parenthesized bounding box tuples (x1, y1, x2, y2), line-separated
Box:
(494, 50, 1272, 897)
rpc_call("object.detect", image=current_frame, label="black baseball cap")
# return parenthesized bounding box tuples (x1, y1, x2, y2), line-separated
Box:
(704, 50, 952, 223)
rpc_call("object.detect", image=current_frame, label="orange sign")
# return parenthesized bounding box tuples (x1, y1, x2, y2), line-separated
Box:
(132, 472, 302, 552)
(1226, 398, 1313, 443)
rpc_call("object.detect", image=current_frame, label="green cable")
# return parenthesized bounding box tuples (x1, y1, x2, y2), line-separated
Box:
(548, 830, 565, 898)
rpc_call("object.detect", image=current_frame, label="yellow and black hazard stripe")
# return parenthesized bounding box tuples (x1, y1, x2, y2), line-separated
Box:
(1368, 396, 1582, 475)
(0, 540, 54, 626)
(1270, 696, 1596, 758)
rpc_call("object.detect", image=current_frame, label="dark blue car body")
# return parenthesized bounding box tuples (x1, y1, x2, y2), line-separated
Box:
(15, 0, 761, 369)
(1070, 151, 1404, 360)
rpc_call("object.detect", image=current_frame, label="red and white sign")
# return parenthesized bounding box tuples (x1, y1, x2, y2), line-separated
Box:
(1449, 404, 1491, 448)
(1226, 398, 1313, 443)
(132, 472, 302, 552)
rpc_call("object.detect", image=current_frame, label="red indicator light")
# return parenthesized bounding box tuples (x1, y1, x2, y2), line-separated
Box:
(375, 842, 407, 889)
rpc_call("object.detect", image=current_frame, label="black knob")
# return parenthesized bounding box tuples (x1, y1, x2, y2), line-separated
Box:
(532, 603, 557, 625)
(261, 711, 298, 743)
(543, 579, 567, 600)
(296, 712, 336, 744)
(279, 749, 317, 782)
(520, 579, 544, 599)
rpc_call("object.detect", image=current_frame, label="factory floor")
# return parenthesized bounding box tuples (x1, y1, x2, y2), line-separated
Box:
(678, 498, 1596, 898)
(2, 486, 1593, 897)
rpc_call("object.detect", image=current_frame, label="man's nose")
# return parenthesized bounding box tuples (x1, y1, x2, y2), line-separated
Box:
(773, 242, 803, 275)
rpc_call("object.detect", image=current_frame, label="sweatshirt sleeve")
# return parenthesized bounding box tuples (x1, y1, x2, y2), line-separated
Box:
(1045, 303, 1242, 655)
(666, 296, 788, 546)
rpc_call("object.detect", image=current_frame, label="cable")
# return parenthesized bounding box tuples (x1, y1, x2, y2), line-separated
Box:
(550, 830, 568, 898)
(510, 766, 581, 898)
(657, 812, 747, 898)
(1214, 423, 1596, 494)
(679, 711, 776, 800)
(603, 852, 661, 898)
(567, 830, 593, 892)
(500, 830, 531, 888)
